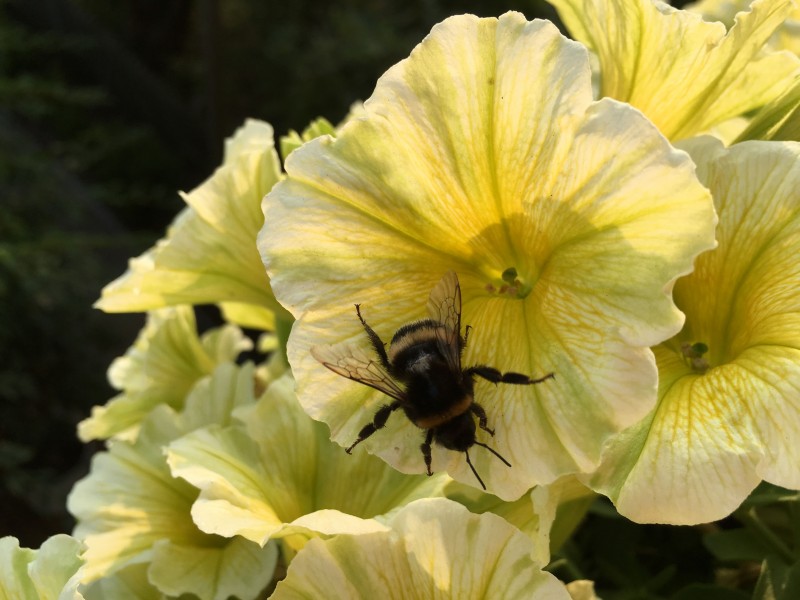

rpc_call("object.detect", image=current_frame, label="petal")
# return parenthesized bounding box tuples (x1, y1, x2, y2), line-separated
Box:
(549, 0, 800, 140)
(566, 580, 601, 600)
(148, 538, 277, 600)
(78, 306, 250, 441)
(67, 436, 202, 582)
(0, 535, 85, 600)
(167, 374, 446, 546)
(271, 498, 570, 599)
(68, 362, 268, 590)
(589, 139, 800, 524)
(444, 475, 595, 566)
(261, 13, 716, 499)
(736, 77, 800, 142)
(689, 0, 800, 55)
(279, 116, 336, 160)
(81, 564, 162, 600)
(96, 119, 289, 326)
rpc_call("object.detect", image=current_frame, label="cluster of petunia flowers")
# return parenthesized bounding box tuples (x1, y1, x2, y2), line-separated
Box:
(4, 0, 800, 597)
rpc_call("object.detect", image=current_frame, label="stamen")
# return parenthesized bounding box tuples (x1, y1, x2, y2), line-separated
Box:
(681, 342, 710, 373)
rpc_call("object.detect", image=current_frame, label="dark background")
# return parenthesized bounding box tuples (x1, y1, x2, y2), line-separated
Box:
(2, 1, 764, 598)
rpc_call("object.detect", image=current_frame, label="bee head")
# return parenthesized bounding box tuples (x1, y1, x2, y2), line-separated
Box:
(433, 413, 476, 452)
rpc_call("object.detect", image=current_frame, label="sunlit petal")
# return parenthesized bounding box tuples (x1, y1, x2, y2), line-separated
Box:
(549, 0, 800, 140)
(78, 306, 251, 441)
(68, 362, 274, 598)
(0, 535, 84, 600)
(96, 119, 289, 328)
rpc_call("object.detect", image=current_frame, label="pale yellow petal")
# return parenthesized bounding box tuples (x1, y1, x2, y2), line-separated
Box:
(549, 0, 800, 140)
(96, 119, 288, 325)
(271, 498, 569, 600)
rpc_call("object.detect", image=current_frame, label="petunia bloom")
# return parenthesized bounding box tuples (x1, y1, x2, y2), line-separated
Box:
(68, 362, 278, 599)
(588, 139, 800, 524)
(548, 0, 800, 141)
(0, 534, 84, 600)
(260, 12, 717, 500)
(95, 119, 289, 332)
(166, 373, 448, 551)
(78, 305, 251, 441)
(270, 498, 571, 599)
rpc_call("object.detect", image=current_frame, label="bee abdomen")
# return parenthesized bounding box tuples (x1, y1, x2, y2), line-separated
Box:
(412, 394, 473, 429)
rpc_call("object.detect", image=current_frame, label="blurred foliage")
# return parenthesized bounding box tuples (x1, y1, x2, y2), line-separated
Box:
(550, 484, 800, 599)
(0, 2, 797, 600)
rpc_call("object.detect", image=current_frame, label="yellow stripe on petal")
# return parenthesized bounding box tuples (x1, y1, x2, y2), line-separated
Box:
(549, 0, 800, 140)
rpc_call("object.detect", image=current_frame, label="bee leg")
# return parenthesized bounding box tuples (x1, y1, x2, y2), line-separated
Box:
(464, 450, 487, 490)
(355, 304, 391, 372)
(466, 365, 555, 386)
(420, 429, 434, 476)
(464, 324, 473, 347)
(469, 403, 494, 436)
(345, 400, 401, 454)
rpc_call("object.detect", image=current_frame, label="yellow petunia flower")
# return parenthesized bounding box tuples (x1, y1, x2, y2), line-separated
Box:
(588, 138, 800, 524)
(78, 305, 252, 442)
(688, 0, 800, 56)
(0, 535, 84, 600)
(68, 362, 278, 599)
(166, 374, 447, 552)
(548, 0, 800, 141)
(260, 12, 717, 500)
(270, 498, 571, 599)
(95, 119, 290, 331)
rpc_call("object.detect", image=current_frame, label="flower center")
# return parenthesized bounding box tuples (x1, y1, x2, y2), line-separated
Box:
(681, 341, 710, 374)
(482, 267, 532, 299)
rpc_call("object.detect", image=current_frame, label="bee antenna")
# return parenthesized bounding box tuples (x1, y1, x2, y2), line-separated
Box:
(473, 441, 512, 468)
(464, 450, 486, 490)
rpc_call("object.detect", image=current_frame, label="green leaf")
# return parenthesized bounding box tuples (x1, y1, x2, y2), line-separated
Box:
(742, 483, 800, 508)
(671, 584, 749, 600)
(279, 117, 336, 160)
(703, 529, 771, 562)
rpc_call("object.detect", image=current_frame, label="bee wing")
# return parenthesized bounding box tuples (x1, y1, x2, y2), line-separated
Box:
(311, 343, 405, 402)
(426, 271, 462, 371)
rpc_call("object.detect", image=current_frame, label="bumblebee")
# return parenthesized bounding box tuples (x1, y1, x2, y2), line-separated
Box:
(311, 271, 554, 489)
